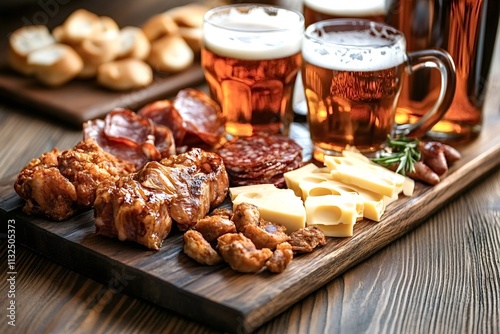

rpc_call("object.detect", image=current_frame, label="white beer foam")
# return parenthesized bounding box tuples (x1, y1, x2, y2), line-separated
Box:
(203, 7, 303, 60)
(303, 29, 406, 72)
(304, 0, 387, 16)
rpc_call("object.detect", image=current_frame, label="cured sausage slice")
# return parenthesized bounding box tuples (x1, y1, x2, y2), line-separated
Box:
(216, 134, 303, 188)
(83, 108, 175, 168)
(138, 88, 225, 149)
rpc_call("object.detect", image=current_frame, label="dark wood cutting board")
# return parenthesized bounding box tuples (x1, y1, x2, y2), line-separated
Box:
(1, 112, 499, 333)
(0, 63, 205, 126)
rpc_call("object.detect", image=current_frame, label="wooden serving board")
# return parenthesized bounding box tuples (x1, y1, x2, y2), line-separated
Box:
(1, 113, 499, 333)
(0, 63, 205, 126)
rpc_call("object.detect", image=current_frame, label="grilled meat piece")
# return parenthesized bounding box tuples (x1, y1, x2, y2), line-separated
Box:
(14, 139, 134, 221)
(94, 148, 229, 250)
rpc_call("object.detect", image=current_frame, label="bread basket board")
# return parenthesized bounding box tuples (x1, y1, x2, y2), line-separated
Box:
(0, 63, 205, 126)
(1, 112, 499, 333)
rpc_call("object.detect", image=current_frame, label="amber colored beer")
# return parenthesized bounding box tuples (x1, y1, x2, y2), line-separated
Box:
(303, 0, 388, 26)
(389, 0, 500, 142)
(302, 21, 407, 161)
(303, 62, 405, 158)
(201, 5, 304, 137)
(202, 49, 302, 136)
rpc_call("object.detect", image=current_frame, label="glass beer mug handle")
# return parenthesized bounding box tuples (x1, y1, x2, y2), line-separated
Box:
(394, 49, 456, 137)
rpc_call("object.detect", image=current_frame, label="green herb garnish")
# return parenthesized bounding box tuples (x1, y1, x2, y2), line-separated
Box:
(371, 135, 421, 176)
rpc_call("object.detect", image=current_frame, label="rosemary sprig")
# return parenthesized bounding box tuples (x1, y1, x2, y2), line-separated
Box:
(371, 135, 421, 176)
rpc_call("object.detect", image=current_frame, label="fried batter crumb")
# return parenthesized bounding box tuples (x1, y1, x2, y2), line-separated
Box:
(217, 233, 272, 273)
(183, 230, 223, 265)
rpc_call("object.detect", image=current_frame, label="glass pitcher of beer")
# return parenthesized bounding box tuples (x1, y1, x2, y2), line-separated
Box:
(302, 19, 456, 162)
(388, 0, 500, 142)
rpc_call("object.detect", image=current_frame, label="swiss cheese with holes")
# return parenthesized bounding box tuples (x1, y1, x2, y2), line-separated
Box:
(231, 187, 306, 233)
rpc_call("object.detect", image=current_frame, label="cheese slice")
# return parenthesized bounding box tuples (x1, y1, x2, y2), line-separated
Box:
(232, 188, 306, 233)
(308, 223, 354, 237)
(284, 163, 320, 198)
(229, 183, 277, 201)
(303, 179, 385, 222)
(304, 194, 358, 226)
(324, 155, 407, 198)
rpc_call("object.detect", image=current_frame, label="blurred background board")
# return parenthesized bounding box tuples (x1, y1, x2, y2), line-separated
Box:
(0, 64, 205, 126)
(0, 0, 208, 126)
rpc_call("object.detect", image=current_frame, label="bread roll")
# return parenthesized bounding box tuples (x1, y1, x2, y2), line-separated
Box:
(62, 9, 101, 43)
(8, 25, 55, 75)
(165, 3, 209, 28)
(27, 43, 83, 86)
(97, 58, 153, 90)
(117, 26, 151, 60)
(147, 35, 194, 73)
(141, 13, 179, 42)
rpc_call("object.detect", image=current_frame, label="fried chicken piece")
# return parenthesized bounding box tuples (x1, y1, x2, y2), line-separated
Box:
(14, 139, 134, 221)
(94, 148, 229, 249)
(217, 233, 272, 273)
(14, 148, 77, 220)
(232, 202, 260, 232)
(193, 215, 236, 242)
(183, 230, 223, 265)
(242, 219, 289, 250)
(266, 242, 294, 273)
(289, 226, 327, 253)
(94, 173, 173, 250)
(159, 148, 229, 230)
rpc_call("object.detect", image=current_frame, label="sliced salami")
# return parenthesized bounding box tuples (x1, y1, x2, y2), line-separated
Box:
(83, 109, 175, 168)
(216, 134, 303, 188)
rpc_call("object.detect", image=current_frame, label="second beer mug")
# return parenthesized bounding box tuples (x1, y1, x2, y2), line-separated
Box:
(201, 4, 304, 137)
(301, 19, 456, 161)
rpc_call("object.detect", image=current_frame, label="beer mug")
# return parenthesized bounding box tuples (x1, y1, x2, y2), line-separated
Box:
(388, 0, 499, 142)
(294, 0, 391, 116)
(201, 4, 304, 137)
(301, 19, 456, 162)
(303, 0, 389, 26)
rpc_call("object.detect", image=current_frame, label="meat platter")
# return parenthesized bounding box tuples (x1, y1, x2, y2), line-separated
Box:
(1, 110, 499, 333)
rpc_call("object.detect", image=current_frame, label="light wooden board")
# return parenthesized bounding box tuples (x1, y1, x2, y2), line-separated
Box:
(1, 112, 499, 333)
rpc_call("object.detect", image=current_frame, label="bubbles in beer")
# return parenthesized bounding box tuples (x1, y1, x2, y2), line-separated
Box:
(303, 25, 406, 72)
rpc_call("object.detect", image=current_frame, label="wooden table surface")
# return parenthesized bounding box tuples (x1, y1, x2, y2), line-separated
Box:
(1, 1, 500, 333)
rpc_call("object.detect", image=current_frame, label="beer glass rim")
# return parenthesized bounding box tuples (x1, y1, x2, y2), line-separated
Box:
(305, 19, 405, 48)
(203, 3, 304, 33)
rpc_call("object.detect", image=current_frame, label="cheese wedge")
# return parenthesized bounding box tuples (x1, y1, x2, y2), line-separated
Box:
(284, 162, 319, 198)
(324, 155, 406, 198)
(304, 194, 358, 226)
(229, 183, 277, 201)
(317, 180, 387, 222)
(232, 188, 306, 233)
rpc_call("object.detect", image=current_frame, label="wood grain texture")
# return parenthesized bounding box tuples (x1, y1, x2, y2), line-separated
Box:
(1, 168, 499, 334)
(1, 108, 499, 333)
(0, 1, 498, 333)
